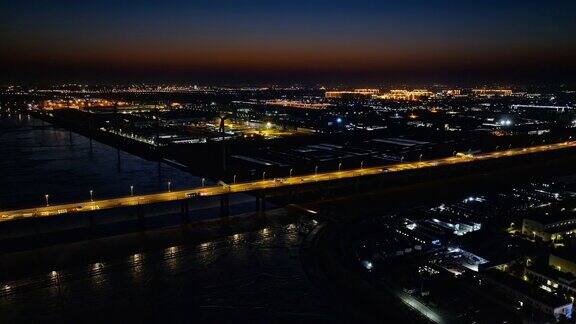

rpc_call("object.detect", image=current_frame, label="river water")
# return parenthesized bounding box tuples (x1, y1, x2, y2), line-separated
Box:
(0, 111, 335, 322)
(0, 112, 202, 209)
(0, 222, 334, 322)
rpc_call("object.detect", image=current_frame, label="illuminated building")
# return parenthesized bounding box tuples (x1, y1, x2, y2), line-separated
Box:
(525, 262, 576, 302)
(511, 104, 572, 113)
(265, 99, 330, 109)
(373, 89, 434, 101)
(472, 89, 513, 97)
(549, 253, 576, 276)
(481, 269, 572, 321)
(40, 99, 129, 110)
(325, 88, 379, 99)
(521, 210, 576, 242)
(442, 89, 462, 96)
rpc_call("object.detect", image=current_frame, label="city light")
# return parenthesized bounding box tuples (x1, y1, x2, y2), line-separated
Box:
(362, 260, 373, 270)
(1, 1, 575, 321)
(500, 119, 513, 126)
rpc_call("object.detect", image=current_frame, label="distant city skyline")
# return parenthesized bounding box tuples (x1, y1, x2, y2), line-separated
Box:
(2, 1, 576, 84)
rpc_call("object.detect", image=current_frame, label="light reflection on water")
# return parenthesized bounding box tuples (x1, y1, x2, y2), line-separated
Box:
(0, 221, 332, 322)
(90, 263, 108, 291)
(130, 254, 144, 281)
(164, 246, 181, 272)
(232, 233, 243, 244)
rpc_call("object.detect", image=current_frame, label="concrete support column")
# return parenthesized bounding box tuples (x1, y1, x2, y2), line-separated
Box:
(220, 194, 230, 217)
(33, 214, 40, 236)
(260, 193, 267, 213)
(180, 200, 190, 223)
(88, 212, 95, 230)
(289, 189, 300, 203)
(379, 174, 387, 188)
(136, 204, 145, 227)
(255, 193, 266, 214)
(321, 186, 330, 201)
(255, 195, 261, 212)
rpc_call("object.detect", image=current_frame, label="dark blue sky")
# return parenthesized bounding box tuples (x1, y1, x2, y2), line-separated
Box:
(2, 0, 576, 84)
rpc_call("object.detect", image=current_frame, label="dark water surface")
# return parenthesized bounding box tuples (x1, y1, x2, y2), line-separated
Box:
(0, 223, 334, 322)
(0, 112, 334, 322)
(0, 112, 201, 209)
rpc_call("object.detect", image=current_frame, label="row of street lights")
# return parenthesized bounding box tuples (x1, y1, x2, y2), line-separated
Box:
(39, 154, 413, 207)
(256, 160, 366, 182)
(43, 181, 174, 207)
(38, 140, 573, 208)
(39, 154, 420, 207)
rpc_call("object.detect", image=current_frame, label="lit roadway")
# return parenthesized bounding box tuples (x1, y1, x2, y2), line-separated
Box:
(1, 141, 575, 222)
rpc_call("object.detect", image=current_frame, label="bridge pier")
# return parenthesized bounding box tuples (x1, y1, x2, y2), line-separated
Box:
(88, 212, 95, 231)
(180, 200, 190, 223)
(289, 188, 301, 203)
(220, 194, 230, 217)
(379, 172, 391, 189)
(136, 204, 145, 227)
(320, 186, 330, 201)
(32, 214, 40, 236)
(254, 193, 266, 214)
(255, 195, 261, 212)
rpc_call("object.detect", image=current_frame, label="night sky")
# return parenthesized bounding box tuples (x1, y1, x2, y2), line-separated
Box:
(2, 0, 576, 85)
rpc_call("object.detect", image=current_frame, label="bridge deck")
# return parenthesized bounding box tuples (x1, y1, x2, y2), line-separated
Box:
(1, 141, 575, 222)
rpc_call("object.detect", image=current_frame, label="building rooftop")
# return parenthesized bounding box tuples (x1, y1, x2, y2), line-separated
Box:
(550, 249, 576, 265)
(523, 204, 576, 226)
(527, 263, 576, 286)
(483, 269, 571, 308)
(457, 231, 519, 268)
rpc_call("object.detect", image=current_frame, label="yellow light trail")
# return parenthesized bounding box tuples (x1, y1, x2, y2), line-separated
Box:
(1, 141, 574, 222)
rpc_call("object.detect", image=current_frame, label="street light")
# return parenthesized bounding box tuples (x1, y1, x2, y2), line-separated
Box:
(419, 154, 423, 162)
(90, 190, 94, 202)
(400, 156, 404, 163)
(233, 175, 237, 184)
(289, 168, 293, 177)
(315, 165, 318, 175)
(167, 181, 171, 192)
(130, 185, 134, 196)
(262, 171, 266, 181)
(45, 194, 50, 207)
(338, 162, 342, 172)
(360, 161, 364, 169)
(201, 178, 205, 187)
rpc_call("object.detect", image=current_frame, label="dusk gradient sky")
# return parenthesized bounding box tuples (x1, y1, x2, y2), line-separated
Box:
(2, 0, 576, 84)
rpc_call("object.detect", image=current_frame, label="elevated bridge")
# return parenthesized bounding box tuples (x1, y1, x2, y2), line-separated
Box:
(1, 141, 575, 223)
